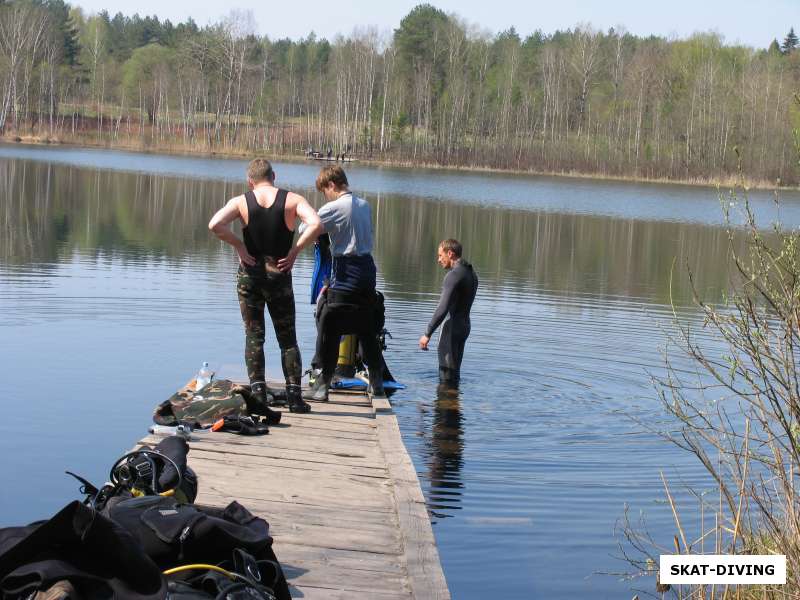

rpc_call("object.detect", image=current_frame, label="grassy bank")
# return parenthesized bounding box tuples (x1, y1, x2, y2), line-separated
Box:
(2, 132, 795, 193)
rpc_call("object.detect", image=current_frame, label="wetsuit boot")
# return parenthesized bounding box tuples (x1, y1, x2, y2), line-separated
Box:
(288, 383, 312, 413)
(248, 382, 282, 425)
(302, 375, 330, 402)
(368, 370, 387, 400)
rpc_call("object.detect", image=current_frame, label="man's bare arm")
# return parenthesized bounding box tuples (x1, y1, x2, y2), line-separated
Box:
(208, 196, 256, 266)
(277, 194, 323, 272)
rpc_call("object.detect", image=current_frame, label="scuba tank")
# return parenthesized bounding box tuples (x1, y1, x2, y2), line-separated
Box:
(336, 334, 358, 378)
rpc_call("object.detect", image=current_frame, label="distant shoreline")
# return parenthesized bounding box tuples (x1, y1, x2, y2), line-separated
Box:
(4, 134, 796, 193)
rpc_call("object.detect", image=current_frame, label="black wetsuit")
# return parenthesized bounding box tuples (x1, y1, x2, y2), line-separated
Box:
(315, 254, 382, 383)
(425, 259, 479, 386)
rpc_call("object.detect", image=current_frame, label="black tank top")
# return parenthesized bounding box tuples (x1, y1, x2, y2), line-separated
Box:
(242, 189, 294, 261)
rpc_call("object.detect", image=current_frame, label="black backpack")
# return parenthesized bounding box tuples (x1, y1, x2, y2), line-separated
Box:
(103, 496, 290, 600)
(0, 501, 166, 600)
(0, 498, 291, 600)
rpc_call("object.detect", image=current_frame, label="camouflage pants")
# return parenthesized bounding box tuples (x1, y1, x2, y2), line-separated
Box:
(237, 266, 301, 386)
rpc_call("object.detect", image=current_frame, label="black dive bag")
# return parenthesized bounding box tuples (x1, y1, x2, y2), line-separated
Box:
(0, 501, 166, 600)
(0, 498, 291, 600)
(0, 437, 291, 600)
(104, 496, 290, 600)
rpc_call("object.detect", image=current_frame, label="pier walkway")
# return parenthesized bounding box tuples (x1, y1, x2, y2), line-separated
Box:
(139, 387, 450, 600)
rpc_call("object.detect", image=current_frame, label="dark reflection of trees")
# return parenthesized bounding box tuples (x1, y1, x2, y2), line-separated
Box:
(0, 159, 242, 266)
(424, 387, 465, 520)
(370, 191, 747, 305)
(1, 156, 748, 306)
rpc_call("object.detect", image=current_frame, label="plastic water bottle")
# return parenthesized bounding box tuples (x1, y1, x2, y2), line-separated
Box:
(148, 423, 209, 440)
(148, 424, 193, 440)
(195, 362, 212, 390)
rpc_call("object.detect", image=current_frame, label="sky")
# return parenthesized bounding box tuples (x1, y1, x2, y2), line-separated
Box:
(71, 0, 798, 49)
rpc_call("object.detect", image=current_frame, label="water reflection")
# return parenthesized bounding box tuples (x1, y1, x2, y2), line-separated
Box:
(1, 157, 750, 307)
(0, 159, 239, 265)
(425, 386, 465, 520)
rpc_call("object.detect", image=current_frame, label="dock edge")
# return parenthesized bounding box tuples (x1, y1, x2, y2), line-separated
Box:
(373, 397, 452, 600)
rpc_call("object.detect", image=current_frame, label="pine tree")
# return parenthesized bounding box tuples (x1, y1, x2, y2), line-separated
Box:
(42, 0, 81, 65)
(782, 27, 798, 54)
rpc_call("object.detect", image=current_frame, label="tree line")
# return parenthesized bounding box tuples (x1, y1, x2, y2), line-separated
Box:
(1, 1, 799, 184)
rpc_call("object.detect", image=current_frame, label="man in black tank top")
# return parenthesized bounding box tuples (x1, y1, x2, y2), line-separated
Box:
(209, 159, 323, 413)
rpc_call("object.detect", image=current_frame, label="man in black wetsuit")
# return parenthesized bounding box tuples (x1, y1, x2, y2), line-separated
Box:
(419, 239, 479, 388)
(209, 158, 323, 413)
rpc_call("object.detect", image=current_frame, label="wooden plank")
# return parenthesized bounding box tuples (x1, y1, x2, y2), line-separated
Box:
(191, 465, 394, 511)
(188, 447, 388, 478)
(372, 397, 392, 413)
(194, 496, 401, 540)
(275, 542, 406, 575)
(290, 584, 410, 600)
(273, 414, 377, 434)
(269, 524, 401, 555)
(188, 442, 385, 469)
(141, 433, 383, 461)
(375, 406, 451, 600)
(198, 492, 398, 525)
(281, 562, 409, 594)
(182, 435, 382, 457)
(276, 404, 375, 418)
(196, 489, 396, 516)
(264, 423, 377, 442)
(190, 457, 389, 492)
(291, 399, 374, 411)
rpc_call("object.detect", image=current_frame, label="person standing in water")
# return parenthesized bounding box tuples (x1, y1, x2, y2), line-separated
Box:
(209, 158, 323, 413)
(419, 239, 478, 387)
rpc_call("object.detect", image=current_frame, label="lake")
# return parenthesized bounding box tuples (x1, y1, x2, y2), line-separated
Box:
(2, 144, 798, 598)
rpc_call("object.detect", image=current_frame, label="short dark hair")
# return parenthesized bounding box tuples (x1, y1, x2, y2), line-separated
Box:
(316, 165, 349, 192)
(247, 158, 274, 183)
(439, 239, 462, 258)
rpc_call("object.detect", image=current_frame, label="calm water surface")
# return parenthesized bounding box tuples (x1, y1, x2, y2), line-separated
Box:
(2, 146, 799, 598)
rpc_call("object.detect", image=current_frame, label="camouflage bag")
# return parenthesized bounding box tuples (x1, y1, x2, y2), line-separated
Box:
(153, 379, 250, 427)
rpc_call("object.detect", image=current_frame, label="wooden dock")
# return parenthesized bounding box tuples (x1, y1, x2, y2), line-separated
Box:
(139, 387, 450, 600)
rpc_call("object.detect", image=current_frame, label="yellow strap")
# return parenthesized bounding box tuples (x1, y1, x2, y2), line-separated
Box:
(131, 488, 174, 497)
(163, 564, 236, 579)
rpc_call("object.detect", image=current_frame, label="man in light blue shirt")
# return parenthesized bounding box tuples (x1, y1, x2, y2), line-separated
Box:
(315, 182, 376, 293)
(304, 166, 386, 402)
(317, 189, 373, 255)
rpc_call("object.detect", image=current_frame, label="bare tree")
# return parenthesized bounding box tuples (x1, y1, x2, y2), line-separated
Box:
(568, 24, 601, 138)
(0, 2, 49, 132)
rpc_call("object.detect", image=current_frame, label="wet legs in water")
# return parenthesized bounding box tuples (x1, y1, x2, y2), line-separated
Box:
(438, 319, 469, 389)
